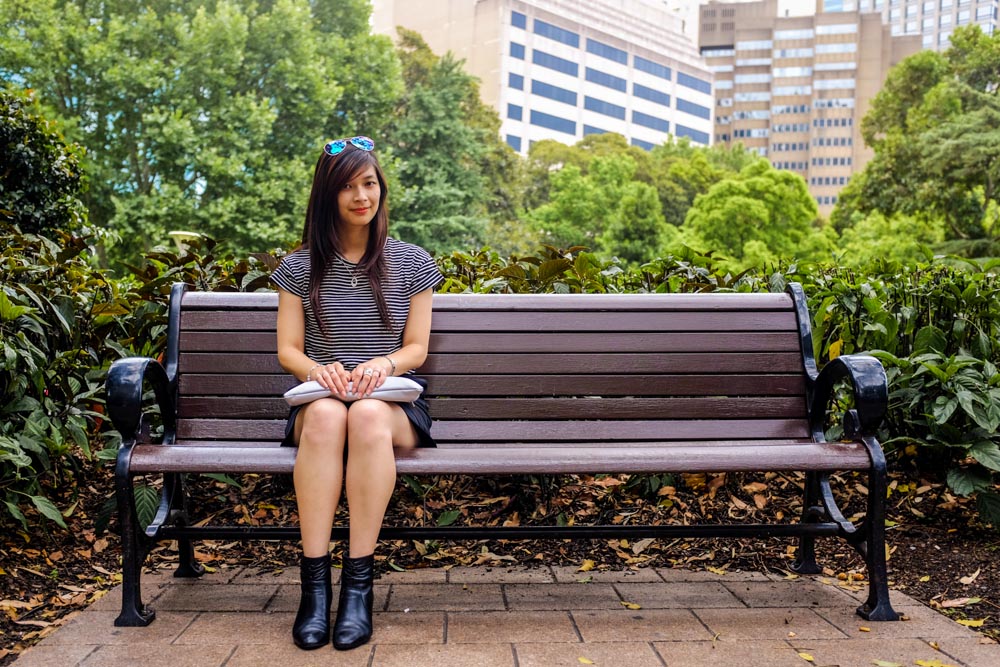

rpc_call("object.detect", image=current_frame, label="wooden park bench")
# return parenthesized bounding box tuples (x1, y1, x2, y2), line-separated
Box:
(106, 282, 899, 627)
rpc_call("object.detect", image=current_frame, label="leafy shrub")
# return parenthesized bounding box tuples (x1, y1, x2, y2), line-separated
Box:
(0, 85, 87, 234)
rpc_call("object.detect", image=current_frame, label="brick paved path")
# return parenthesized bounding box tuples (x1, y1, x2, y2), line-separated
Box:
(12, 565, 1000, 666)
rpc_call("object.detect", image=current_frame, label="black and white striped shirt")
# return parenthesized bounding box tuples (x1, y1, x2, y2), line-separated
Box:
(270, 238, 442, 370)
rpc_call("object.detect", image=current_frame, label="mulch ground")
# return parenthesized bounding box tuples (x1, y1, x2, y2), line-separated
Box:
(1, 466, 998, 665)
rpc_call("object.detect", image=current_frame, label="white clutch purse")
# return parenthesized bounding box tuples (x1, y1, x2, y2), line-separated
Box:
(283, 376, 424, 406)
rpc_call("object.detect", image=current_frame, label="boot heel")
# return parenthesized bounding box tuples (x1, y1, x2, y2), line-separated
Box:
(333, 554, 374, 650)
(293, 553, 332, 650)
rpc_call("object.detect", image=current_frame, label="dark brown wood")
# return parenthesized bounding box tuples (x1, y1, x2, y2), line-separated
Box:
(177, 396, 808, 420)
(427, 332, 802, 353)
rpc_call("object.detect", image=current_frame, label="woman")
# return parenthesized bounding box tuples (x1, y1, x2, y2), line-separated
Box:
(271, 136, 442, 651)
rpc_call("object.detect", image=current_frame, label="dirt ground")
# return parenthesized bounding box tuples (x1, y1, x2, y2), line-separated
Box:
(1, 467, 997, 665)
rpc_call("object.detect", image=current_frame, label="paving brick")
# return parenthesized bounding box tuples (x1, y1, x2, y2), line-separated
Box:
(9, 644, 97, 667)
(266, 584, 389, 612)
(448, 566, 554, 584)
(504, 583, 622, 610)
(652, 639, 805, 667)
(721, 580, 860, 608)
(446, 610, 579, 643)
(152, 583, 279, 612)
(173, 611, 292, 645)
(934, 638, 1000, 667)
(231, 566, 327, 585)
(386, 583, 504, 612)
(371, 643, 514, 667)
(815, 604, 981, 641)
(572, 609, 713, 642)
(655, 567, 771, 582)
(79, 644, 235, 667)
(515, 641, 663, 667)
(226, 644, 373, 666)
(793, 638, 951, 667)
(372, 611, 445, 644)
(615, 581, 743, 609)
(375, 568, 447, 584)
(143, 568, 241, 585)
(33, 610, 197, 646)
(551, 566, 662, 584)
(693, 607, 849, 640)
(85, 584, 164, 612)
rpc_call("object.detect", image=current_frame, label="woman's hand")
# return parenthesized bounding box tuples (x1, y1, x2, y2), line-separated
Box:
(314, 362, 351, 397)
(351, 358, 392, 397)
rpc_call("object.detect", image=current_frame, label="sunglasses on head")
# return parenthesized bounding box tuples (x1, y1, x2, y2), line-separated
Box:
(324, 136, 375, 156)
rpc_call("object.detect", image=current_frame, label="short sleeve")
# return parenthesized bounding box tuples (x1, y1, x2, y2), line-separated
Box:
(406, 245, 443, 297)
(270, 252, 308, 298)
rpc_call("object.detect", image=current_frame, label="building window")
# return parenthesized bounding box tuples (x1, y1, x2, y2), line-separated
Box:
(774, 66, 813, 77)
(511, 11, 526, 30)
(814, 61, 858, 71)
(774, 47, 814, 58)
(701, 47, 735, 57)
(584, 96, 626, 119)
(736, 39, 774, 50)
(773, 84, 812, 95)
(634, 56, 672, 80)
(506, 135, 522, 151)
(509, 73, 524, 90)
(677, 98, 711, 120)
(815, 42, 857, 54)
(510, 42, 525, 60)
(533, 19, 580, 48)
(678, 71, 712, 94)
(532, 49, 579, 76)
(632, 110, 670, 132)
(814, 78, 856, 89)
(676, 124, 710, 145)
(529, 109, 576, 135)
(583, 125, 608, 136)
(586, 38, 628, 64)
(736, 58, 772, 66)
(531, 79, 578, 106)
(940, 13, 953, 26)
(773, 28, 815, 40)
(507, 103, 523, 121)
(585, 67, 627, 92)
(631, 138, 656, 151)
(633, 83, 671, 107)
(714, 80, 734, 89)
(815, 23, 859, 34)
(734, 91, 772, 102)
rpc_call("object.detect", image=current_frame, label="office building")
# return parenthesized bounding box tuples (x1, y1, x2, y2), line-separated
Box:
(819, 0, 998, 50)
(371, 0, 715, 153)
(699, 0, 920, 213)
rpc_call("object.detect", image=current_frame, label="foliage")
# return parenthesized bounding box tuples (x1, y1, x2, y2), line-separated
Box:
(0, 0, 399, 263)
(835, 26, 1000, 248)
(0, 85, 87, 235)
(835, 212, 945, 266)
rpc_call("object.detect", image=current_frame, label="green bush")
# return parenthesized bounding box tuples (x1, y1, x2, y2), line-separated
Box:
(0, 85, 87, 235)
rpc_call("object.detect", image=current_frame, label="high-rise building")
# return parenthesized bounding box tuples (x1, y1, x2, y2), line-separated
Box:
(819, 0, 998, 50)
(371, 0, 715, 153)
(699, 0, 920, 213)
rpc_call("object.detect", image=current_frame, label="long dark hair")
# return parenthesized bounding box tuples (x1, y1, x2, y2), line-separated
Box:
(301, 144, 393, 331)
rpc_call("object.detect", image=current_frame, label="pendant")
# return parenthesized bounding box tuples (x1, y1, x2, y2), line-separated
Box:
(350, 275, 358, 288)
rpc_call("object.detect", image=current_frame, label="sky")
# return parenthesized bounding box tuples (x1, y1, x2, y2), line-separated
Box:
(652, 0, 814, 39)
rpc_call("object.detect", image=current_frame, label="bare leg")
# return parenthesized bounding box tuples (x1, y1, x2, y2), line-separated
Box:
(293, 398, 349, 557)
(344, 399, 417, 556)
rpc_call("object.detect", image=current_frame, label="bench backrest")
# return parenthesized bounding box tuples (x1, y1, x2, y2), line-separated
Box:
(172, 289, 814, 447)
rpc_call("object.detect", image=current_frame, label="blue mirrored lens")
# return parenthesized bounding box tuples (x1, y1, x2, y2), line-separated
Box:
(324, 140, 347, 156)
(350, 136, 375, 151)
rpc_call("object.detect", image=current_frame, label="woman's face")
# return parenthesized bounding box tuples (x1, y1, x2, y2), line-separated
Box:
(337, 166, 381, 229)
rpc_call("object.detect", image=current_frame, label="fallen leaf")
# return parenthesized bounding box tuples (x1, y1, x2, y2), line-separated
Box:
(753, 493, 768, 509)
(872, 661, 903, 667)
(631, 538, 655, 555)
(578, 658, 594, 665)
(859, 626, 871, 632)
(940, 597, 981, 608)
(577, 575, 593, 584)
(578, 559, 595, 573)
(915, 660, 957, 667)
(706, 566, 727, 576)
(919, 576, 931, 582)
(959, 568, 981, 586)
(798, 652, 815, 662)
(620, 601, 642, 610)
(743, 482, 768, 493)
(956, 618, 985, 628)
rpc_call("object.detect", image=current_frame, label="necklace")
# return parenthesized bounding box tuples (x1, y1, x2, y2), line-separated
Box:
(337, 254, 362, 288)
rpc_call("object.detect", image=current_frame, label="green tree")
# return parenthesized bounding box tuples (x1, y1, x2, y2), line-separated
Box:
(683, 160, 829, 269)
(0, 0, 401, 262)
(0, 86, 87, 234)
(836, 212, 945, 266)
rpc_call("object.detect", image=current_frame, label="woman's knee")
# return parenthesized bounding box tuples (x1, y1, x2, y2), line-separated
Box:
(298, 399, 348, 442)
(347, 400, 393, 441)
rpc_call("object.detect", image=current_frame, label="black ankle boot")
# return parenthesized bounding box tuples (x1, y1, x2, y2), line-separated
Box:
(292, 553, 331, 650)
(332, 554, 375, 650)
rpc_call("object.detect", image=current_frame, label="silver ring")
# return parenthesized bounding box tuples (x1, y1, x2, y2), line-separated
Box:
(363, 368, 373, 376)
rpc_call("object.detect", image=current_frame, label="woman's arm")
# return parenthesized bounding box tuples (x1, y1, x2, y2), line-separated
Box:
(352, 287, 435, 395)
(276, 287, 349, 395)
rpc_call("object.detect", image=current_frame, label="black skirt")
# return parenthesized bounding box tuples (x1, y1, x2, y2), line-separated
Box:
(281, 376, 436, 449)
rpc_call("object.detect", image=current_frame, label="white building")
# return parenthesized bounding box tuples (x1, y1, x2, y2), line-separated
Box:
(819, 0, 998, 49)
(371, 0, 715, 152)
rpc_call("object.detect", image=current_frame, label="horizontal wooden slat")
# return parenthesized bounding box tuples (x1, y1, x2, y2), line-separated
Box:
(177, 396, 808, 420)
(427, 333, 801, 354)
(176, 418, 810, 442)
(181, 291, 795, 312)
(129, 441, 870, 475)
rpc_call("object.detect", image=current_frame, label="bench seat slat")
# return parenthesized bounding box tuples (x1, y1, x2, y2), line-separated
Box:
(128, 441, 871, 474)
(177, 396, 807, 420)
(175, 418, 810, 441)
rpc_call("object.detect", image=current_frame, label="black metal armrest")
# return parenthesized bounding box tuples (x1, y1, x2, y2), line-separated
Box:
(106, 357, 176, 447)
(809, 355, 887, 440)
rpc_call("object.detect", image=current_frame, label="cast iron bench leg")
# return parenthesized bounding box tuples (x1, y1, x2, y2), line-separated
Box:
(791, 471, 822, 574)
(857, 438, 899, 621)
(114, 454, 155, 627)
(169, 474, 205, 579)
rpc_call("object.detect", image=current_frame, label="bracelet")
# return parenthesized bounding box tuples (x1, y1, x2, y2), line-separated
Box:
(305, 364, 321, 382)
(382, 356, 397, 376)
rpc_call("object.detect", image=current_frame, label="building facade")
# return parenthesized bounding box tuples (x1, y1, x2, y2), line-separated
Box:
(371, 0, 715, 153)
(699, 0, 920, 213)
(819, 0, 998, 50)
